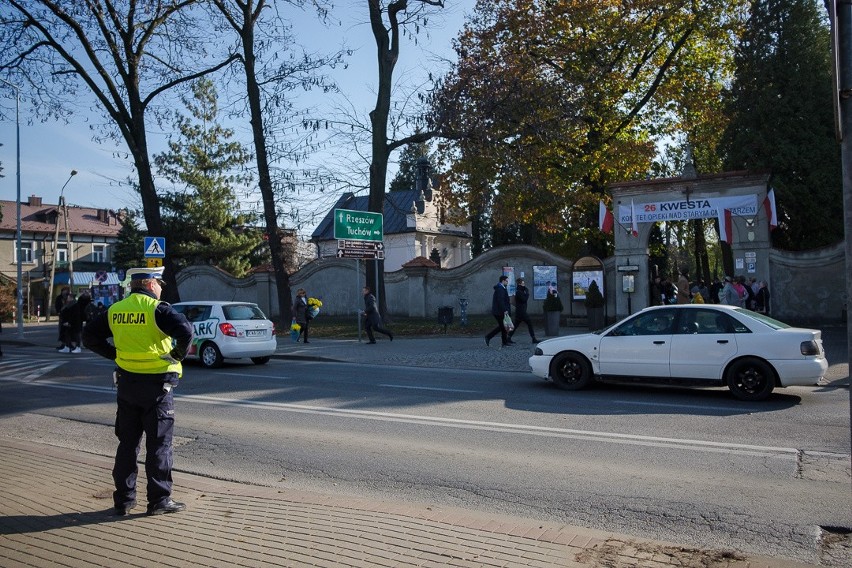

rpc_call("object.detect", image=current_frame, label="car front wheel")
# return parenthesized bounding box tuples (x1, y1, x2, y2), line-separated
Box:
(200, 342, 224, 369)
(251, 356, 270, 365)
(726, 357, 775, 401)
(550, 351, 593, 391)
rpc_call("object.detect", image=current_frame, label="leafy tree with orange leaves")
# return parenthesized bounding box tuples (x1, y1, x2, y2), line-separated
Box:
(431, 0, 743, 257)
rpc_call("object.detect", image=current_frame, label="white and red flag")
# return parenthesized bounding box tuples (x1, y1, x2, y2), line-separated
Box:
(718, 209, 733, 245)
(598, 200, 614, 233)
(763, 188, 778, 230)
(630, 199, 639, 237)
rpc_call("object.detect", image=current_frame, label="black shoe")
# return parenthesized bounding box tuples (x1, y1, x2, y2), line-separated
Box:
(367, 340, 377, 344)
(303, 340, 310, 343)
(113, 499, 137, 516)
(532, 338, 540, 344)
(485, 336, 491, 347)
(502, 342, 512, 347)
(147, 499, 186, 516)
(388, 333, 393, 341)
(506, 339, 516, 345)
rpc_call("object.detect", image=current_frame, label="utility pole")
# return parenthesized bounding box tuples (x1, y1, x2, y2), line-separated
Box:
(45, 170, 77, 319)
(63, 195, 73, 293)
(828, 0, 852, 482)
(0, 78, 23, 338)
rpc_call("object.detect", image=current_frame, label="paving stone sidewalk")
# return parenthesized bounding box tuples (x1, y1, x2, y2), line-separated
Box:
(0, 439, 818, 568)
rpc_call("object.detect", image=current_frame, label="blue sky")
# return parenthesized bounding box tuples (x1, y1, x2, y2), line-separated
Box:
(0, 1, 474, 236)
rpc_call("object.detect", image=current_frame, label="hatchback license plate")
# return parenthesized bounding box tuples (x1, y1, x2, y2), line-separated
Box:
(246, 329, 265, 337)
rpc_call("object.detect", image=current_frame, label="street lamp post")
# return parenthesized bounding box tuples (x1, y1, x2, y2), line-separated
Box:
(46, 170, 77, 321)
(0, 78, 24, 339)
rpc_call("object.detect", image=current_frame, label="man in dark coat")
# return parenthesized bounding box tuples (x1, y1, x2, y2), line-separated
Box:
(55, 287, 73, 350)
(362, 286, 393, 343)
(508, 277, 539, 344)
(485, 275, 512, 347)
(59, 292, 92, 353)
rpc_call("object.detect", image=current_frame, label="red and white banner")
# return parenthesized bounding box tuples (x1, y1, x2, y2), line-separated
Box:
(763, 188, 777, 230)
(598, 200, 614, 233)
(630, 199, 639, 237)
(717, 209, 733, 245)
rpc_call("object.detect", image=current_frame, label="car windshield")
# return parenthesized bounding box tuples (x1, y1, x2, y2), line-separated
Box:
(222, 304, 267, 320)
(731, 308, 791, 330)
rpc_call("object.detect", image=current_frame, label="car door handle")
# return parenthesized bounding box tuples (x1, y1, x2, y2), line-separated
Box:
(717, 340, 729, 344)
(653, 340, 666, 345)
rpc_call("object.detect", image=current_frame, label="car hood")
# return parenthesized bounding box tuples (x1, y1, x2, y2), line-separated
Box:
(535, 332, 603, 355)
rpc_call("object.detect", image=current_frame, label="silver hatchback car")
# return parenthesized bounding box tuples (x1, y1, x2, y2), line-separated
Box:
(172, 301, 277, 368)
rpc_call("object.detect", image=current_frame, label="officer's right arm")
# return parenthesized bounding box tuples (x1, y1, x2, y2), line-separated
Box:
(82, 313, 117, 360)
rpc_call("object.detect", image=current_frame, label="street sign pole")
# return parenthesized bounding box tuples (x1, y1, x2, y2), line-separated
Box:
(333, 208, 385, 329)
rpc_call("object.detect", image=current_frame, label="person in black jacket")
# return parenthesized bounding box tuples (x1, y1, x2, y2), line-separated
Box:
(362, 286, 393, 343)
(54, 287, 73, 350)
(292, 288, 311, 343)
(59, 292, 92, 353)
(485, 275, 512, 347)
(508, 277, 539, 344)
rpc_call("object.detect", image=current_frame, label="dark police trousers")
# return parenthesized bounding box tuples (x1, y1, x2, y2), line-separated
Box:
(113, 371, 177, 510)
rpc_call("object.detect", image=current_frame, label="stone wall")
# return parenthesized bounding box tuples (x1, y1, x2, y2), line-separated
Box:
(175, 242, 844, 326)
(769, 242, 845, 324)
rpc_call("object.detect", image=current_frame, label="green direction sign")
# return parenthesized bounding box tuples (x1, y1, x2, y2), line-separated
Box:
(333, 208, 383, 242)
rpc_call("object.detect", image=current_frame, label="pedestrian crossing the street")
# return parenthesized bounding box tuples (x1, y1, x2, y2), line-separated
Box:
(0, 356, 67, 382)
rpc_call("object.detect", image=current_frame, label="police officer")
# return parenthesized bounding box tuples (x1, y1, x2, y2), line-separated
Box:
(83, 269, 193, 516)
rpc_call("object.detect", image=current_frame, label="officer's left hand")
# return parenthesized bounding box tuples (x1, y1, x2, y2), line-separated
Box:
(169, 346, 187, 362)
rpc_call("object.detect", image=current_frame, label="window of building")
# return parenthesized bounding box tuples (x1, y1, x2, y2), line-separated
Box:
(56, 243, 68, 264)
(92, 244, 106, 263)
(15, 241, 34, 264)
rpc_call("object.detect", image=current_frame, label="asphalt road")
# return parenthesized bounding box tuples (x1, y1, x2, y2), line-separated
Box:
(0, 344, 849, 566)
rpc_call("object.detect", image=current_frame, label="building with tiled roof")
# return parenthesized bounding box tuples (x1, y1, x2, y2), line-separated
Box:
(311, 159, 472, 271)
(0, 194, 124, 317)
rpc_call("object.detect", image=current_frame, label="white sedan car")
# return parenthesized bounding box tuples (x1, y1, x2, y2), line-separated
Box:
(529, 304, 828, 401)
(172, 301, 277, 368)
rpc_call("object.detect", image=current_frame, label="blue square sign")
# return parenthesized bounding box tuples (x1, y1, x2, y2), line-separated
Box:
(143, 236, 166, 258)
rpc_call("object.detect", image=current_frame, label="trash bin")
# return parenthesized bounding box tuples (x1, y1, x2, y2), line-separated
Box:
(437, 306, 453, 333)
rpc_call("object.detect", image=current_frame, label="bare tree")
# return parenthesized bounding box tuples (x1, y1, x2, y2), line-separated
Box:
(210, 0, 345, 322)
(366, 0, 444, 312)
(0, 1, 237, 300)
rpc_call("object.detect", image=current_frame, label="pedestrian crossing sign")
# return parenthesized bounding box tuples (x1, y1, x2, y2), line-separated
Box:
(143, 236, 166, 258)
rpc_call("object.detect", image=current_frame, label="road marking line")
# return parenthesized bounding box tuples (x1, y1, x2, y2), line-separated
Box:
(219, 372, 295, 380)
(0, 377, 824, 459)
(612, 400, 762, 412)
(379, 384, 480, 393)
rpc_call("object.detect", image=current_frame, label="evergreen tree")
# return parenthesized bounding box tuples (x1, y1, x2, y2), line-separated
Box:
(155, 79, 261, 277)
(720, 0, 841, 249)
(112, 210, 146, 270)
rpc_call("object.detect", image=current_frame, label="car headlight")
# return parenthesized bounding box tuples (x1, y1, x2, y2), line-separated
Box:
(800, 340, 820, 356)
(534, 347, 543, 356)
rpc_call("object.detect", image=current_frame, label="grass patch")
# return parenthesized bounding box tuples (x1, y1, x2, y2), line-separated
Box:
(284, 314, 556, 339)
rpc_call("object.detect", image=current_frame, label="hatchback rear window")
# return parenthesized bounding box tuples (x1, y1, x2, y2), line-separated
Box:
(174, 305, 212, 322)
(222, 304, 267, 320)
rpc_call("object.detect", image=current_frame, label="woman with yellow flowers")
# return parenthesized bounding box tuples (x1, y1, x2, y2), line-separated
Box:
(292, 288, 312, 343)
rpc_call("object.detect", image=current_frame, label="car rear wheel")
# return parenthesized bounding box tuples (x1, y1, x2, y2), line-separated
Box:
(251, 356, 270, 365)
(200, 342, 224, 369)
(550, 351, 593, 391)
(726, 357, 775, 401)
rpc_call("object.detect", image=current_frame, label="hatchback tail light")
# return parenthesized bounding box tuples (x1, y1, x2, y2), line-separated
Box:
(219, 322, 238, 337)
(800, 340, 820, 356)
